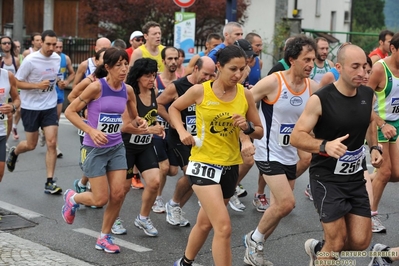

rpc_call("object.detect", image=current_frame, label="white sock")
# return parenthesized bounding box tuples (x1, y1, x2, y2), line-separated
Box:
(69, 194, 77, 205)
(12, 124, 17, 128)
(251, 228, 265, 243)
(78, 180, 86, 188)
(100, 232, 107, 238)
(139, 214, 148, 220)
(169, 199, 179, 207)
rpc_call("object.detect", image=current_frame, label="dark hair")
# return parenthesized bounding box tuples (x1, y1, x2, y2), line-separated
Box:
(315, 37, 328, 44)
(161, 46, 178, 60)
(178, 48, 185, 58)
(389, 32, 399, 50)
(207, 33, 222, 43)
(195, 57, 203, 70)
(31, 32, 41, 42)
(142, 21, 161, 35)
(112, 39, 127, 49)
(0, 36, 16, 57)
(215, 45, 246, 67)
(41, 30, 57, 42)
(94, 47, 129, 79)
(284, 35, 317, 65)
(366, 54, 372, 68)
(245, 32, 261, 44)
(125, 58, 158, 94)
(95, 47, 107, 60)
(379, 30, 394, 42)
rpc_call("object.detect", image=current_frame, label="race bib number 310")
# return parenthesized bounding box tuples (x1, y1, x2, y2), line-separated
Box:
(334, 146, 365, 175)
(186, 161, 223, 183)
(97, 113, 122, 134)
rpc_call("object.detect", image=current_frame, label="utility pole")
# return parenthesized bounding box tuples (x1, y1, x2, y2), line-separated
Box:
(226, 0, 237, 22)
(13, 0, 24, 42)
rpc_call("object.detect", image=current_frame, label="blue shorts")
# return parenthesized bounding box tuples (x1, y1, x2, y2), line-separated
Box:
(80, 142, 127, 177)
(21, 107, 58, 132)
(56, 86, 64, 104)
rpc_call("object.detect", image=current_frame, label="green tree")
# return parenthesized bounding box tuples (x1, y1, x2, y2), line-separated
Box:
(80, 0, 248, 42)
(352, 0, 385, 32)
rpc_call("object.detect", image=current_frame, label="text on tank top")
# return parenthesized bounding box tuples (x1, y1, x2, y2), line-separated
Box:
(374, 59, 399, 121)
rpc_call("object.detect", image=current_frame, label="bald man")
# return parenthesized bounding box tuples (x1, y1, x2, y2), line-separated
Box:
(73, 37, 111, 87)
(291, 44, 383, 265)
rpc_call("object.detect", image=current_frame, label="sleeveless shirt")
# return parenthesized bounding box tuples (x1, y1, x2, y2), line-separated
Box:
(139, 45, 165, 72)
(0, 69, 11, 136)
(254, 71, 311, 165)
(83, 78, 127, 148)
(310, 60, 332, 83)
(190, 80, 247, 166)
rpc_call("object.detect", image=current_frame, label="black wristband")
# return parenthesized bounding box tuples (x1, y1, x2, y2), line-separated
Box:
(370, 146, 383, 155)
(243, 121, 255, 135)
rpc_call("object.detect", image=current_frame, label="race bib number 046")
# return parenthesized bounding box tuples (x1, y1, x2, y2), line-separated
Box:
(97, 113, 122, 135)
(129, 134, 153, 145)
(186, 161, 223, 183)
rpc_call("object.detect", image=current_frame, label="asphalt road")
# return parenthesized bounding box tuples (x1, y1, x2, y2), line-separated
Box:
(0, 115, 398, 266)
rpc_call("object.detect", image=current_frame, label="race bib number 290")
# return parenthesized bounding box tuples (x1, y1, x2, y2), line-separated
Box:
(186, 161, 223, 183)
(97, 113, 122, 134)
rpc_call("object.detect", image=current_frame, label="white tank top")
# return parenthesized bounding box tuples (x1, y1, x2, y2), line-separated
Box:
(85, 58, 96, 77)
(254, 71, 311, 165)
(0, 69, 11, 136)
(310, 60, 332, 83)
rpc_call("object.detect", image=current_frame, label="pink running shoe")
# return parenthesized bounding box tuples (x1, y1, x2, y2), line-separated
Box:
(61, 189, 78, 224)
(95, 235, 120, 253)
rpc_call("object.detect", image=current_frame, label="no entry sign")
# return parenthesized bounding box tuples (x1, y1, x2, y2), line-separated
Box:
(173, 0, 196, 8)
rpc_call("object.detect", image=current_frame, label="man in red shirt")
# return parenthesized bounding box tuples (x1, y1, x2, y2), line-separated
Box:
(369, 30, 394, 64)
(126, 31, 144, 62)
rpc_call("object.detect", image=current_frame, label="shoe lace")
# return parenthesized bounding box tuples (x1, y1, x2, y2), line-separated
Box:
(156, 198, 164, 207)
(104, 235, 115, 244)
(372, 216, 383, 227)
(144, 218, 154, 229)
(172, 206, 182, 219)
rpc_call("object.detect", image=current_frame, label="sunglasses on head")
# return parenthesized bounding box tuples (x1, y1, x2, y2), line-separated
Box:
(134, 37, 144, 42)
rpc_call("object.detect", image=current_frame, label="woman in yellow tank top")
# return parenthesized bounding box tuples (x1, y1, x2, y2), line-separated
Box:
(169, 45, 263, 266)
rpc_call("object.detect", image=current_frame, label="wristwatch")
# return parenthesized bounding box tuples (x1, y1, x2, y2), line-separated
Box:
(243, 121, 255, 135)
(319, 139, 329, 157)
(370, 145, 383, 155)
(11, 104, 16, 114)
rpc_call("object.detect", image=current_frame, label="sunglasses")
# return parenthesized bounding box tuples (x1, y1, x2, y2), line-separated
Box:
(1, 42, 11, 45)
(134, 37, 144, 42)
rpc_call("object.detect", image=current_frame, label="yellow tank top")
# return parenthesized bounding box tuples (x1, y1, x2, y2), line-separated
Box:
(190, 80, 248, 166)
(139, 45, 165, 72)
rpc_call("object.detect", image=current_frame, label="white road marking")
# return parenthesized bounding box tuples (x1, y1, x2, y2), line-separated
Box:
(0, 201, 42, 219)
(73, 228, 152, 252)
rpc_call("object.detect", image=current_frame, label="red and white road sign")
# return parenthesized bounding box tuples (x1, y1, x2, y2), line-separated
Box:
(173, 0, 196, 8)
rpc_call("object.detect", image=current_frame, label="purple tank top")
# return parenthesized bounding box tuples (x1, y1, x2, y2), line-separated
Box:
(83, 77, 128, 148)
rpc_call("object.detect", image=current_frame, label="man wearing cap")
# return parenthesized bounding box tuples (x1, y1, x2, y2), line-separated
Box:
(242, 35, 319, 266)
(126, 31, 144, 62)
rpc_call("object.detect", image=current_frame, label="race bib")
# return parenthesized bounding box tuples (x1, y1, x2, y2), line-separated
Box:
(97, 113, 122, 135)
(185, 115, 196, 135)
(278, 123, 295, 147)
(186, 161, 223, 183)
(77, 119, 87, 137)
(334, 146, 365, 175)
(0, 112, 5, 121)
(42, 74, 57, 93)
(157, 115, 169, 129)
(390, 98, 399, 114)
(129, 134, 153, 145)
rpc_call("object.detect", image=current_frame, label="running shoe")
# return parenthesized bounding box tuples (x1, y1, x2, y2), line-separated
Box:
(134, 216, 158, 236)
(243, 230, 273, 266)
(131, 176, 144, 189)
(369, 243, 392, 266)
(372, 215, 387, 233)
(44, 181, 62, 194)
(304, 238, 320, 266)
(61, 189, 79, 224)
(73, 179, 87, 193)
(180, 210, 190, 227)
(56, 147, 63, 158)
(6, 146, 18, 172)
(12, 128, 19, 140)
(173, 258, 183, 266)
(152, 197, 166, 213)
(228, 192, 246, 212)
(165, 202, 181, 226)
(39, 128, 46, 147)
(111, 217, 127, 235)
(95, 235, 120, 253)
(305, 184, 313, 201)
(236, 183, 248, 197)
(252, 194, 269, 212)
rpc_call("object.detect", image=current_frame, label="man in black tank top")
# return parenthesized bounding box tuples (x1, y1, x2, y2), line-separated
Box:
(156, 56, 215, 226)
(291, 45, 383, 265)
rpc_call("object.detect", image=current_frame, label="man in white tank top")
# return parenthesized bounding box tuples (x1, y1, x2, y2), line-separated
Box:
(22, 32, 42, 58)
(7, 30, 62, 195)
(310, 37, 334, 83)
(242, 35, 319, 266)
